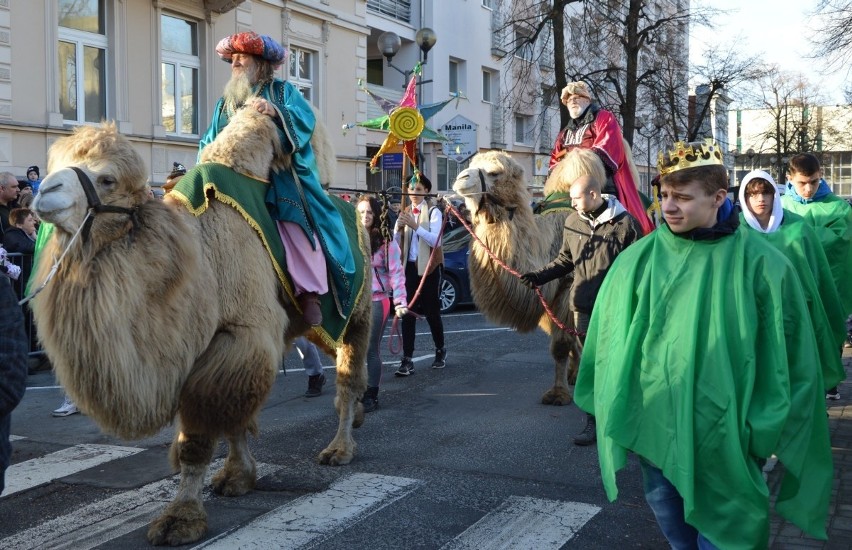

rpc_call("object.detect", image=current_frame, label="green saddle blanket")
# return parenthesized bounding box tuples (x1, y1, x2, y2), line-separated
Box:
(533, 191, 574, 215)
(170, 162, 366, 347)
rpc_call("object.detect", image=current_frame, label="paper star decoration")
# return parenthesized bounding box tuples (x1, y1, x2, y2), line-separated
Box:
(343, 62, 464, 176)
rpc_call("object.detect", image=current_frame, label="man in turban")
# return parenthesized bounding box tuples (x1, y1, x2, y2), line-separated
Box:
(549, 81, 653, 234)
(199, 31, 354, 327)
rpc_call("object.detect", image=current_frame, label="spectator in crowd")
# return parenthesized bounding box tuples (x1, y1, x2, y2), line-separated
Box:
(394, 173, 446, 375)
(574, 139, 832, 549)
(163, 162, 187, 195)
(549, 81, 653, 234)
(520, 148, 643, 446)
(0, 172, 20, 238)
(0, 273, 28, 495)
(294, 337, 327, 398)
(198, 31, 354, 328)
(357, 196, 408, 411)
(16, 185, 34, 210)
(780, 153, 852, 399)
(738, 170, 846, 392)
(3, 208, 37, 299)
(25, 166, 41, 195)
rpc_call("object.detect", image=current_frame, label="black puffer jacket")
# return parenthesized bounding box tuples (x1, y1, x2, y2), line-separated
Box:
(0, 275, 28, 495)
(532, 196, 642, 314)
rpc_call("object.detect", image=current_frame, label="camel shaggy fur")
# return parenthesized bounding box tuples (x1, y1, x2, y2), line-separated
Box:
(452, 150, 585, 405)
(31, 110, 371, 546)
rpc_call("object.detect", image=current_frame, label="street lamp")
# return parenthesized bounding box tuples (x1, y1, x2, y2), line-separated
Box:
(377, 29, 437, 86)
(746, 148, 755, 171)
(729, 148, 740, 186)
(635, 116, 664, 197)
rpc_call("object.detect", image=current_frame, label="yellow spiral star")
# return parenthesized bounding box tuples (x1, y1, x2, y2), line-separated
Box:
(389, 107, 425, 140)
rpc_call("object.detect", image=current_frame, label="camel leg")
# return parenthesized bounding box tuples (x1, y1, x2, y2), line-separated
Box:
(212, 431, 257, 497)
(318, 312, 369, 466)
(541, 331, 576, 406)
(147, 432, 214, 546)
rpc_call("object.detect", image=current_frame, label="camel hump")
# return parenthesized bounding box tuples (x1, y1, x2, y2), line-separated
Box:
(310, 104, 336, 189)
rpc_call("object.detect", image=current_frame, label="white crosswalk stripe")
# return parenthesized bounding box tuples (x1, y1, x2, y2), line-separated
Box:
(4, 443, 143, 497)
(441, 495, 601, 549)
(1, 443, 605, 549)
(0, 459, 279, 550)
(193, 473, 421, 549)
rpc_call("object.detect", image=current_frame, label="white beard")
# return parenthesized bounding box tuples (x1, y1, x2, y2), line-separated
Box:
(223, 71, 256, 112)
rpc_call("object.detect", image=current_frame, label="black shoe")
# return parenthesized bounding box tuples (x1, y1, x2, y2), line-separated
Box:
(431, 347, 447, 369)
(395, 358, 414, 377)
(573, 414, 597, 446)
(305, 373, 326, 397)
(361, 386, 379, 413)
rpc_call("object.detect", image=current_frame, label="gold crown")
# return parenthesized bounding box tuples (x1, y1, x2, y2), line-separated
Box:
(657, 138, 724, 176)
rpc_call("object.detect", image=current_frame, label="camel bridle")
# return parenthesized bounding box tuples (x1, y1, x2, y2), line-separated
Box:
(474, 168, 517, 222)
(70, 166, 141, 242)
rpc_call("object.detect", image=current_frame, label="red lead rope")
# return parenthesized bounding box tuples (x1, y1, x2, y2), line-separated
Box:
(442, 200, 584, 338)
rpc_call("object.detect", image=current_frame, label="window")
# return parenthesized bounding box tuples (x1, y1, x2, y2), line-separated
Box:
(437, 157, 469, 192)
(58, 0, 107, 123)
(161, 15, 199, 136)
(514, 26, 534, 62)
(514, 114, 533, 145)
(289, 47, 317, 104)
(482, 70, 495, 103)
(449, 60, 458, 94)
(482, 0, 494, 8)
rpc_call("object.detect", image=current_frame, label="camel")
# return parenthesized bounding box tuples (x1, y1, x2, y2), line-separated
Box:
(452, 150, 584, 405)
(30, 107, 371, 546)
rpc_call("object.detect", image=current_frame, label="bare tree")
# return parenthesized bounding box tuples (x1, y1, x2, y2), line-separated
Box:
(746, 68, 826, 180)
(811, 0, 852, 74)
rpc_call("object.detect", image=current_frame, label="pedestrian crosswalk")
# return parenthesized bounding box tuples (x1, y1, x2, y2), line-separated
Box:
(1, 442, 602, 549)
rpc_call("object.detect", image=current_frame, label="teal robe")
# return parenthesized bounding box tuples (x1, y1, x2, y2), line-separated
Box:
(739, 210, 847, 387)
(781, 193, 852, 316)
(575, 224, 832, 549)
(199, 79, 355, 314)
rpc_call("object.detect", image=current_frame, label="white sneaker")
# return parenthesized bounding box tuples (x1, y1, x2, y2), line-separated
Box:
(52, 396, 80, 417)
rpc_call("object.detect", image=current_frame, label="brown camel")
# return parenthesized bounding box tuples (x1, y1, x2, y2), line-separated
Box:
(452, 150, 583, 405)
(30, 108, 371, 546)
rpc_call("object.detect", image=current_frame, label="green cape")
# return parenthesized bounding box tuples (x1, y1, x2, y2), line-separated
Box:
(575, 224, 832, 549)
(781, 194, 852, 316)
(740, 210, 847, 387)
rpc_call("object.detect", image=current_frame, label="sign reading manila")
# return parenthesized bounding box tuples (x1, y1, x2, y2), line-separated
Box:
(441, 115, 478, 163)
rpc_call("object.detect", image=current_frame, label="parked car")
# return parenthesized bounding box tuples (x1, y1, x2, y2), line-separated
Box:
(440, 225, 474, 313)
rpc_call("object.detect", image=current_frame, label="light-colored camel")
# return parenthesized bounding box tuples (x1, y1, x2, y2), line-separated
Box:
(452, 150, 584, 405)
(31, 108, 371, 546)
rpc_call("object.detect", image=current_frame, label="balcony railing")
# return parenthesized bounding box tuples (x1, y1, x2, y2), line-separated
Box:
(366, 0, 411, 24)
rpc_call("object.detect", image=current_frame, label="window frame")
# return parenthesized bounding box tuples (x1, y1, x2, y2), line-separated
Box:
(57, 23, 108, 124)
(289, 45, 318, 105)
(514, 114, 533, 145)
(160, 14, 200, 137)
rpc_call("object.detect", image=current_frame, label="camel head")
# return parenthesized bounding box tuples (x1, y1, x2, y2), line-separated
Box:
(33, 122, 147, 234)
(199, 107, 287, 179)
(452, 150, 531, 224)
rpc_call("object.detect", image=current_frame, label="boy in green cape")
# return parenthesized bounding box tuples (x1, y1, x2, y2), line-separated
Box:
(574, 139, 832, 548)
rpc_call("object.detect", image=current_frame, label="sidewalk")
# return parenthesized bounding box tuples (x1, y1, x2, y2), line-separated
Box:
(768, 345, 852, 549)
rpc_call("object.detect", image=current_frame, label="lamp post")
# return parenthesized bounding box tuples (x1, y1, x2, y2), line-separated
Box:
(636, 117, 664, 197)
(729, 148, 740, 187)
(377, 29, 437, 88)
(746, 148, 755, 171)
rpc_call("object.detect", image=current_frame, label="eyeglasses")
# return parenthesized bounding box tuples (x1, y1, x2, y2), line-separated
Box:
(564, 96, 588, 104)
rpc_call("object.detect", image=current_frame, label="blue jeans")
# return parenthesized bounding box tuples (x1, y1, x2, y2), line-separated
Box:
(294, 337, 323, 377)
(639, 458, 719, 550)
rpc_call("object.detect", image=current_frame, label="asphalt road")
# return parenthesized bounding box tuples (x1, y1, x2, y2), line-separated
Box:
(1, 307, 667, 549)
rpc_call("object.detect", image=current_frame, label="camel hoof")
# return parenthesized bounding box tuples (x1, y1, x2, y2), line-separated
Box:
(211, 465, 255, 497)
(147, 501, 207, 546)
(353, 403, 365, 429)
(541, 387, 573, 406)
(317, 442, 355, 466)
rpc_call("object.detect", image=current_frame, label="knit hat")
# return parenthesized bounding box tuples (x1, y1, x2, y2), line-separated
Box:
(215, 32, 287, 67)
(561, 82, 592, 104)
(26, 165, 39, 178)
(168, 162, 187, 180)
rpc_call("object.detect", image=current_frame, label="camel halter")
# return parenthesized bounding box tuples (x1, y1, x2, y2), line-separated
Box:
(474, 169, 517, 222)
(70, 166, 141, 243)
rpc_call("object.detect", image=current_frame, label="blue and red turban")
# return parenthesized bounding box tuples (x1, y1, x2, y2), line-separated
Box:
(216, 31, 287, 67)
